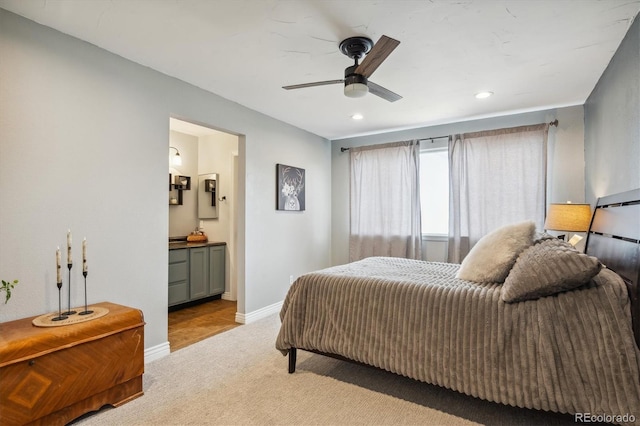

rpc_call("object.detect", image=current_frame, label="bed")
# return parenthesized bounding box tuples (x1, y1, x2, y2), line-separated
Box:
(276, 188, 640, 421)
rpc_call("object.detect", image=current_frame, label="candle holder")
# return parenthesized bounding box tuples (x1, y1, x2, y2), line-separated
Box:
(63, 263, 77, 316)
(52, 281, 68, 321)
(78, 270, 93, 316)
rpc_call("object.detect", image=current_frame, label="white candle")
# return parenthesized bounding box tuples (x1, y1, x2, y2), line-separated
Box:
(56, 247, 62, 283)
(67, 229, 73, 265)
(82, 238, 87, 273)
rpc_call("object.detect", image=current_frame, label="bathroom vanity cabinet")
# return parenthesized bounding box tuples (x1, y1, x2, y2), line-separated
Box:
(168, 242, 226, 307)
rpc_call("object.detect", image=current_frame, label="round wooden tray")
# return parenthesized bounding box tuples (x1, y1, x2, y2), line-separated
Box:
(32, 306, 109, 327)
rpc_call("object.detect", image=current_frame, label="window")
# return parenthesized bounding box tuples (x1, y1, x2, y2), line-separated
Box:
(420, 148, 449, 235)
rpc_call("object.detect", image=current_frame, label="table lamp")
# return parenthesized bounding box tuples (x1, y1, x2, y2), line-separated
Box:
(544, 202, 592, 246)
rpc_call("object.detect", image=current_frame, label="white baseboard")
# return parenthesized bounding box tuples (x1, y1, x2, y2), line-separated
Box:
(221, 292, 234, 301)
(235, 300, 282, 324)
(144, 341, 170, 363)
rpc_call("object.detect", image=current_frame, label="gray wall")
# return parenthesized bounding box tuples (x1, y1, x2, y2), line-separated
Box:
(331, 106, 586, 266)
(585, 14, 640, 205)
(0, 10, 332, 352)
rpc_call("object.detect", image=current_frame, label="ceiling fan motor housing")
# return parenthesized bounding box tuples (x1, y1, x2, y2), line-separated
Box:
(339, 36, 374, 60)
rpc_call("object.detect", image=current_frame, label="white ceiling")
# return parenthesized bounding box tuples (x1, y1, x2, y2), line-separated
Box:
(2, 0, 639, 140)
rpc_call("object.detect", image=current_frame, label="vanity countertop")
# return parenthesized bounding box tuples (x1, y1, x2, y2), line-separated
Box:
(169, 240, 226, 250)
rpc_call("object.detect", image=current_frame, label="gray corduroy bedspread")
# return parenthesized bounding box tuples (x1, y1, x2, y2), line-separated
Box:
(276, 257, 640, 420)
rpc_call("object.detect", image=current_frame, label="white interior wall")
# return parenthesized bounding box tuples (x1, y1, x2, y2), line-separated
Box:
(169, 130, 199, 236)
(199, 132, 239, 300)
(198, 132, 237, 244)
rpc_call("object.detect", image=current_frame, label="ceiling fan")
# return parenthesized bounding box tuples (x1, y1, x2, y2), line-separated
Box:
(282, 35, 402, 102)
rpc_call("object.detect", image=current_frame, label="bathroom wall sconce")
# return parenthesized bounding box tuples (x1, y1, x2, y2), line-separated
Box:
(169, 146, 182, 166)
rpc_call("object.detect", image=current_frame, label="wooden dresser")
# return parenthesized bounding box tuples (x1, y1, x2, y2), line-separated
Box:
(0, 302, 145, 426)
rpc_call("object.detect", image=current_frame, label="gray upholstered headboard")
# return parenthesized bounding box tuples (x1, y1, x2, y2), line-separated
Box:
(584, 188, 640, 345)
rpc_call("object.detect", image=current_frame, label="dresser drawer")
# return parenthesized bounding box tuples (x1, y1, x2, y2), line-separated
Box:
(169, 248, 188, 263)
(169, 281, 188, 306)
(169, 262, 188, 283)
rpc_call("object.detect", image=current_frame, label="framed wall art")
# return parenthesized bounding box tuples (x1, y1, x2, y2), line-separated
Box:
(276, 164, 305, 211)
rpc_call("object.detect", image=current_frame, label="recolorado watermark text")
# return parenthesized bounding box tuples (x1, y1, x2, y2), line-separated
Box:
(574, 413, 635, 423)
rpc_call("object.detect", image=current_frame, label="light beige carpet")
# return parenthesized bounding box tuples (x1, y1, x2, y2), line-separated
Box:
(74, 314, 585, 425)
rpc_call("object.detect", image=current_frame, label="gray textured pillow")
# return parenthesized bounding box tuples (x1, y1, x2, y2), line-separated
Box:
(501, 238, 602, 303)
(456, 221, 536, 283)
(533, 231, 556, 243)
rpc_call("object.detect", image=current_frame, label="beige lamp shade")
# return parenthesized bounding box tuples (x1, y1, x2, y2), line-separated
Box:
(544, 203, 592, 232)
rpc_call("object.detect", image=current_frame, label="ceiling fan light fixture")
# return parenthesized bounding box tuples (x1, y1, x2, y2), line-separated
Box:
(344, 82, 369, 98)
(344, 68, 368, 98)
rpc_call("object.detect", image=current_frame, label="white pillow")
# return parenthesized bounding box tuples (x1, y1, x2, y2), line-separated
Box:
(456, 221, 536, 283)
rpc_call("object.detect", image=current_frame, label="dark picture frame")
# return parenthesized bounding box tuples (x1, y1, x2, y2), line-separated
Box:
(276, 164, 305, 211)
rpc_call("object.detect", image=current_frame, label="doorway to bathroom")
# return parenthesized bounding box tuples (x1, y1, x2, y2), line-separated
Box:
(168, 117, 240, 351)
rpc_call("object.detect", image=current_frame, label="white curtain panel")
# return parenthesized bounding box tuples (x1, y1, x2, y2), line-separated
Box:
(448, 124, 548, 263)
(349, 140, 422, 262)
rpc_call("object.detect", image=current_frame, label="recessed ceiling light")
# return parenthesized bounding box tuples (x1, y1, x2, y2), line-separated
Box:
(475, 91, 493, 99)
(351, 113, 364, 120)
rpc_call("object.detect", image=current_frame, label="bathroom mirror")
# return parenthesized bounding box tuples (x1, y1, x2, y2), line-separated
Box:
(198, 173, 218, 219)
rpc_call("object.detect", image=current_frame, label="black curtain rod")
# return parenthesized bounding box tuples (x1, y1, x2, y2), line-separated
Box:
(340, 119, 559, 152)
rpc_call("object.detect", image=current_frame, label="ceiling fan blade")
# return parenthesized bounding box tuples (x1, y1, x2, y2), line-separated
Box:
(283, 80, 344, 90)
(355, 35, 400, 78)
(368, 81, 402, 102)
